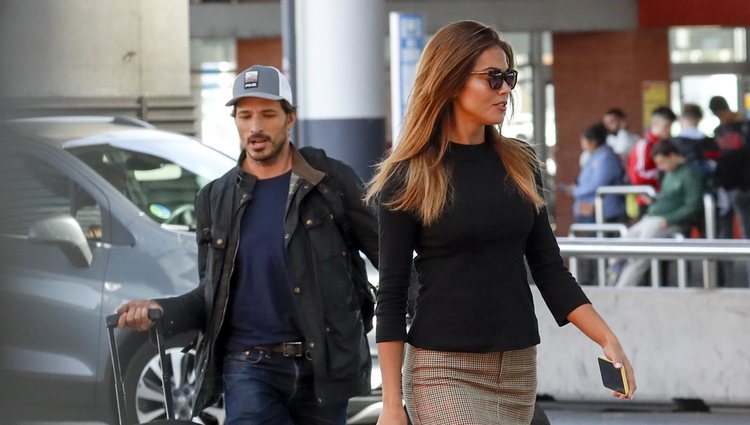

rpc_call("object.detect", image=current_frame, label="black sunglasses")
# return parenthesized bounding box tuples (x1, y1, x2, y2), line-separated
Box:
(470, 68, 518, 90)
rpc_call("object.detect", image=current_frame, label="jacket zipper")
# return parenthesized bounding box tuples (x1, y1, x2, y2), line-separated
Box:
(214, 195, 249, 350)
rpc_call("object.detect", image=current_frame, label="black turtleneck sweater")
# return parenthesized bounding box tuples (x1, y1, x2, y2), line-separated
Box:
(376, 141, 590, 352)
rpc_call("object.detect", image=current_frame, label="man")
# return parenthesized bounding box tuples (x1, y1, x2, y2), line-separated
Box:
(626, 106, 677, 217)
(117, 65, 378, 424)
(602, 107, 639, 162)
(708, 96, 750, 286)
(671, 103, 715, 181)
(709, 96, 750, 235)
(579, 108, 637, 168)
(615, 139, 704, 287)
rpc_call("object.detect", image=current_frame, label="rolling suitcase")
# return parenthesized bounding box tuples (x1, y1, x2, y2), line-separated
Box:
(106, 309, 196, 425)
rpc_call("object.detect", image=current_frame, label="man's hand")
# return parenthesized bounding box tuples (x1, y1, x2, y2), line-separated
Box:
(116, 300, 163, 332)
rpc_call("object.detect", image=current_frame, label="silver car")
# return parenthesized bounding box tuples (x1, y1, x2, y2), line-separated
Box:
(0, 116, 382, 425)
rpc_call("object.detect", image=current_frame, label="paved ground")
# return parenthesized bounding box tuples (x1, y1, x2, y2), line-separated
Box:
(541, 401, 750, 425)
(16, 401, 750, 425)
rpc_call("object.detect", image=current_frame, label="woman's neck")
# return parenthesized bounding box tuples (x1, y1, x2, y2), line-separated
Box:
(450, 120, 485, 145)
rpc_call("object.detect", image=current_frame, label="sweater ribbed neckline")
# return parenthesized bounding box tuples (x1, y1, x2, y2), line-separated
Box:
(447, 140, 490, 160)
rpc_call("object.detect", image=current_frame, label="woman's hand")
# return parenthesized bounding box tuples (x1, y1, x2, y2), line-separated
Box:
(566, 304, 637, 400)
(602, 341, 637, 400)
(377, 404, 408, 425)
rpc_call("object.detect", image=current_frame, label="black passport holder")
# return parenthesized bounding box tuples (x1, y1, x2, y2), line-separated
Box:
(598, 355, 629, 394)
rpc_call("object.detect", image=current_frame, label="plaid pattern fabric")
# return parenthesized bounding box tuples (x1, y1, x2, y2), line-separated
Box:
(403, 344, 537, 425)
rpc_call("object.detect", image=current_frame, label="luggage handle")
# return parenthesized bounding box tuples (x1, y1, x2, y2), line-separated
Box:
(106, 312, 130, 425)
(105, 308, 176, 424)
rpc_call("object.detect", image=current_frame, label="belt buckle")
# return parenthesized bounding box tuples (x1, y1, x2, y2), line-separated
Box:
(282, 341, 302, 357)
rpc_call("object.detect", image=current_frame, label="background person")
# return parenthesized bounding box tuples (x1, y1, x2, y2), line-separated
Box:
(566, 122, 626, 285)
(626, 106, 677, 218)
(367, 20, 636, 425)
(709, 95, 750, 286)
(615, 139, 704, 287)
(603, 107, 639, 164)
(116, 65, 378, 425)
(570, 123, 627, 225)
(671, 103, 715, 182)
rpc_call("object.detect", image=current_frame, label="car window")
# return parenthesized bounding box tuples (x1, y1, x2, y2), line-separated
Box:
(0, 147, 104, 242)
(70, 146, 209, 230)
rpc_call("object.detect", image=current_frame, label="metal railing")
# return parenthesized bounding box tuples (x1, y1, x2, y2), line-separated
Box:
(567, 223, 627, 282)
(570, 185, 720, 287)
(589, 185, 657, 284)
(557, 237, 750, 289)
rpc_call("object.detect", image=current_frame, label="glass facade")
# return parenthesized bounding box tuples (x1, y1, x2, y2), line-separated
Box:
(190, 38, 239, 157)
(670, 26, 746, 64)
(669, 26, 749, 136)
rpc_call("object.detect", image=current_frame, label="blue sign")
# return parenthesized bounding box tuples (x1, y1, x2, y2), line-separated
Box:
(390, 13, 424, 145)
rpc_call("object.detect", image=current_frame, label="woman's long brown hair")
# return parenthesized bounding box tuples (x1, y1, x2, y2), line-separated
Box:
(366, 20, 543, 225)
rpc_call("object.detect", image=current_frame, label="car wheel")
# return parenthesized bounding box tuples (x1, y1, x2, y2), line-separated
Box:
(124, 334, 225, 424)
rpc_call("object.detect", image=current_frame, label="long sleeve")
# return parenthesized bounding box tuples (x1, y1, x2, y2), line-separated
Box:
(375, 190, 419, 343)
(661, 167, 704, 226)
(327, 157, 379, 267)
(525, 206, 591, 326)
(572, 149, 622, 199)
(377, 141, 589, 352)
(154, 185, 212, 336)
(627, 139, 659, 186)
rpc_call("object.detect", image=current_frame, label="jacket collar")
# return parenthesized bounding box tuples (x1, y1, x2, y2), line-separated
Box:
(234, 143, 325, 191)
(290, 144, 325, 185)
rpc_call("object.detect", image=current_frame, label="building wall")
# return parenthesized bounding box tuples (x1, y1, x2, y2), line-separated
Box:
(236, 38, 283, 73)
(0, 0, 190, 99)
(551, 29, 670, 234)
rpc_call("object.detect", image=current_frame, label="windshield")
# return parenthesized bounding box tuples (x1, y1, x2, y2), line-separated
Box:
(67, 133, 235, 230)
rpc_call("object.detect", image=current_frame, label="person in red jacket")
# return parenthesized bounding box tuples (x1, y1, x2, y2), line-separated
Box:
(626, 106, 676, 217)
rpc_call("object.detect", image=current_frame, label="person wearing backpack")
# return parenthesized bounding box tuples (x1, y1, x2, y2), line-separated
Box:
(116, 65, 379, 424)
(709, 96, 750, 286)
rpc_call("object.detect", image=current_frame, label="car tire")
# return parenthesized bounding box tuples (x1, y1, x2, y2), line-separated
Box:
(123, 332, 225, 425)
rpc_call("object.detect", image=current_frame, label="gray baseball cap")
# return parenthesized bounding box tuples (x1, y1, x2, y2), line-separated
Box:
(225, 65, 294, 107)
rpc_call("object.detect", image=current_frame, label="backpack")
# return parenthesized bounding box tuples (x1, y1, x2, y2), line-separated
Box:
(715, 121, 750, 190)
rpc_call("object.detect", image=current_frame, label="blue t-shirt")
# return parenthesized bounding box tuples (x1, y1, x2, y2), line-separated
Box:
(224, 171, 303, 352)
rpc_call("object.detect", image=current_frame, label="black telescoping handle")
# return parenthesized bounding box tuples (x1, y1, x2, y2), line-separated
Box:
(106, 308, 174, 423)
(149, 308, 176, 420)
(105, 313, 129, 425)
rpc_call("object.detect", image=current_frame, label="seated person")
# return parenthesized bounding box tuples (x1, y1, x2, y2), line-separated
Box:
(614, 139, 704, 287)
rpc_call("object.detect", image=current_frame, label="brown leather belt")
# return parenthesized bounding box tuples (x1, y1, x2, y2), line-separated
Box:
(244, 342, 305, 358)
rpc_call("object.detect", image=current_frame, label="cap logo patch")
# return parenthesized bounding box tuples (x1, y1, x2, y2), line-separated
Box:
(244, 71, 259, 89)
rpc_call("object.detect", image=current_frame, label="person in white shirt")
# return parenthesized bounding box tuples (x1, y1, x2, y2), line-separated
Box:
(603, 108, 639, 162)
(580, 108, 639, 168)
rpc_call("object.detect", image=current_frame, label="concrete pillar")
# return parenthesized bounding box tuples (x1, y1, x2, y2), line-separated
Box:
(0, 0, 189, 99)
(294, 0, 386, 180)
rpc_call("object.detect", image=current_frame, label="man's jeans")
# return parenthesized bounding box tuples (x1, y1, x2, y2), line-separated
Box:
(223, 351, 348, 425)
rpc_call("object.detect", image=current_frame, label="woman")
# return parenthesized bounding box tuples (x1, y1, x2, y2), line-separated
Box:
(366, 20, 636, 425)
(571, 123, 627, 225)
(567, 123, 626, 285)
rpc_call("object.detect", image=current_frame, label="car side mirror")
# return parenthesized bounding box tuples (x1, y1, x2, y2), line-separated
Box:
(28, 215, 93, 267)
